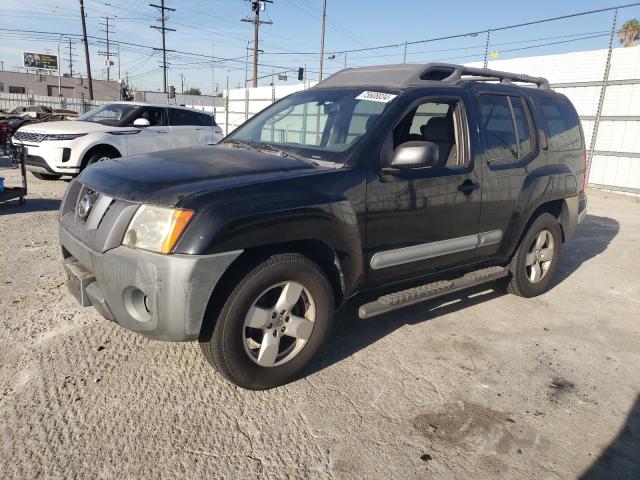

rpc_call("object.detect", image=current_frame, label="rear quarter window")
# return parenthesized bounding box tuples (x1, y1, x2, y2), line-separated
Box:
(534, 96, 582, 151)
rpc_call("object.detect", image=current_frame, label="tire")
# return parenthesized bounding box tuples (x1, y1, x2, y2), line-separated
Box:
(82, 149, 115, 170)
(31, 172, 61, 181)
(200, 253, 334, 390)
(503, 213, 562, 298)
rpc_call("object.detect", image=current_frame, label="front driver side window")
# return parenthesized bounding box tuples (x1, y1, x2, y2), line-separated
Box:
(138, 107, 167, 127)
(392, 100, 467, 169)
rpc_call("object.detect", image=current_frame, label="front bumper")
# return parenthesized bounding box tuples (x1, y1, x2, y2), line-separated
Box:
(59, 224, 241, 341)
(13, 139, 80, 175)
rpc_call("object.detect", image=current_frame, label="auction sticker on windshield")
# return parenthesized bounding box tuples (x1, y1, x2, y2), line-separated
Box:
(355, 91, 398, 103)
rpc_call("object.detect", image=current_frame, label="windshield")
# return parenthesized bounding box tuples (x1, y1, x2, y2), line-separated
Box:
(227, 88, 397, 162)
(76, 104, 139, 126)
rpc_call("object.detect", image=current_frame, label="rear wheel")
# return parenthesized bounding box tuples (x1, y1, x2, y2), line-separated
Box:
(503, 213, 562, 297)
(31, 172, 61, 180)
(200, 253, 334, 390)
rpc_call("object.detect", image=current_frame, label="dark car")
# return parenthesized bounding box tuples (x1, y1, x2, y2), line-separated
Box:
(58, 63, 587, 389)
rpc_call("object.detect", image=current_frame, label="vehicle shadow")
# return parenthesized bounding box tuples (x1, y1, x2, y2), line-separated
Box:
(305, 213, 619, 377)
(579, 394, 640, 480)
(0, 198, 61, 214)
(552, 213, 620, 288)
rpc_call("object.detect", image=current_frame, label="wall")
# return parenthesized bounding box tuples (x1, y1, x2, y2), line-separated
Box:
(468, 46, 640, 193)
(0, 92, 111, 114)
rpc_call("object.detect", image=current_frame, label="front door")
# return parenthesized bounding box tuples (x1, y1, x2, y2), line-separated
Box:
(365, 95, 483, 287)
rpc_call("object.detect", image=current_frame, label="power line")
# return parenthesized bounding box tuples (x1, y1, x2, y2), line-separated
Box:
(259, 1, 640, 56)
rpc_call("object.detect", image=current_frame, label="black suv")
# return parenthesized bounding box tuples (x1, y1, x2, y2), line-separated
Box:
(59, 63, 587, 389)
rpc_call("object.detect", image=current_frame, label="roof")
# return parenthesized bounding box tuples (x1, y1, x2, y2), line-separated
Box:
(106, 101, 212, 113)
(313, 62, 550, 91)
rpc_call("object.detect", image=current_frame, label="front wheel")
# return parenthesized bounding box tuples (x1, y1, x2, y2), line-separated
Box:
(200, 253, 334, 390)
(82, 149, 115, 170)
(503, 213, 562, 297)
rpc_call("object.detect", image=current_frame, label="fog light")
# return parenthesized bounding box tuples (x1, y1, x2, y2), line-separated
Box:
(62, 148, 71, 162)
(123, 287, 152, 323)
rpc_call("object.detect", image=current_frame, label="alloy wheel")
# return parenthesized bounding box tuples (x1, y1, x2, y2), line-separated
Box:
(525, 229, 555, 283)
(242, 281, 316, 367)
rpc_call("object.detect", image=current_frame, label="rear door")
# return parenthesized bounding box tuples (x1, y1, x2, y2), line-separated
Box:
(475, 92, 543, 259)
(365, 93, 483, 286)
(126, 106, 172, 155)
(168, 108, 212, 148)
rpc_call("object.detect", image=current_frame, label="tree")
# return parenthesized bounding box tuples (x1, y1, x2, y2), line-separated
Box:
(619, 18, 640, 47)
(183, 87, 201, 96)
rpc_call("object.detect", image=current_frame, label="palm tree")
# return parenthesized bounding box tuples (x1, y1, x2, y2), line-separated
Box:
(619, 18, 640, 47)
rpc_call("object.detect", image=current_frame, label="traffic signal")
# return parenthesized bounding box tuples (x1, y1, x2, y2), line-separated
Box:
(298, 67, 304, 81)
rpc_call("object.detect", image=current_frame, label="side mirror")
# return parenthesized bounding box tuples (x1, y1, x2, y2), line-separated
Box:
(385, 141, 439, 172)
(133, 118, 150, 127)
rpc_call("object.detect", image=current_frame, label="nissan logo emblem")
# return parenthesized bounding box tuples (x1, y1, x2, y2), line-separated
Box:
(77, 193, 97, 220)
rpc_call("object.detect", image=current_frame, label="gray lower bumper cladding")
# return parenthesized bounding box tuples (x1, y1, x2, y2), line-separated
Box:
(60, 225, 242, 341)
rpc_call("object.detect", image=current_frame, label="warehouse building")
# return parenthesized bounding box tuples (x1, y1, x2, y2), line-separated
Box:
(0, 70, 121, 101)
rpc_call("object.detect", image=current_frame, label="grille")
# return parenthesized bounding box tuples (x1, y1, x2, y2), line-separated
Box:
(13, 131, 47, 143)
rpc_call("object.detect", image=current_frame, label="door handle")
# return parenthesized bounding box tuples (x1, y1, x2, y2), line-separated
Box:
(458, 180, 480, 195)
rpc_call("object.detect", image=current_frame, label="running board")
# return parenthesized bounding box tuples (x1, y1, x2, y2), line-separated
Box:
(358, 266, 508, 319)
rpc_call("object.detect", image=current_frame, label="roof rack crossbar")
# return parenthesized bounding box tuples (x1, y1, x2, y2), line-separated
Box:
(426, 64, 550, 90)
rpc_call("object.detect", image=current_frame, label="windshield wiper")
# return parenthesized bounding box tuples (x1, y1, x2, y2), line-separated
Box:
(223, 138, 254, 149)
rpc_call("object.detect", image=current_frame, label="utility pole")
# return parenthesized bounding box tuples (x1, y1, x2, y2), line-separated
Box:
(65, 39, 77, 77)
(98, 16, 116, 81)
(242, 0, 273, 88)
(178, 73, 184, 93)
(319, 0, 327, 81)
(244, 40, 250, 87)
(150, 0, 176, 93)
(211, 41, 216, 95)
(79, 0, 93, 100)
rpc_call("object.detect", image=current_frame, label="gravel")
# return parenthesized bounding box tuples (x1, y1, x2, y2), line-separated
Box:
(1, 158, 639, 479)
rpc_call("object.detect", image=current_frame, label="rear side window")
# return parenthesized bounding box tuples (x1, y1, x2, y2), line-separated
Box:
(198, 112, 215, 126)
(169, 108, 203, 126)
(534, 97, 582, 151)
(478, 94, 533, 162)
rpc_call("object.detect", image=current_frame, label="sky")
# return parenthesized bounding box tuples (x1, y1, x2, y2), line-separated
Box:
(0, 0, 638, 94)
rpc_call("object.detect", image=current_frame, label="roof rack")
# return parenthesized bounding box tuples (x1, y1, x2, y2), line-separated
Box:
(314, 62, 550, 90)
(423, 64, 550, 90)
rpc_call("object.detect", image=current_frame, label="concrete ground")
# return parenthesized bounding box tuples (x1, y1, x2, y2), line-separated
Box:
(0, 158, 639, 479)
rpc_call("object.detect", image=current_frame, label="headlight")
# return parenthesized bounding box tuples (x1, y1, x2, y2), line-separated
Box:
(122, 205, 194, 254)
(45, 133, 88, 141)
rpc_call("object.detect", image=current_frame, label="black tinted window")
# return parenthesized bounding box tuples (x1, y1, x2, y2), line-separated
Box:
(534, 97, 582, 151)
(168, 108, 202, 126)
(479, 95, 518, 161)
(479, 94, 533, 162)
(198, 112, 214, 126)
(510, 97, 533, 157)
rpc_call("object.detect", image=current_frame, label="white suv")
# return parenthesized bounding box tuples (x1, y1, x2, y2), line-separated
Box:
(12, 102, 224, 180)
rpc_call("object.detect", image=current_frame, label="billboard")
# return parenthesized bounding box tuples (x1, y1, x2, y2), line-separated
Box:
(23, 52, 58, 70)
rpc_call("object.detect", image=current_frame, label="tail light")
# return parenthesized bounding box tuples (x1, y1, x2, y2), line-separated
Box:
(582, 150, 588, 191)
